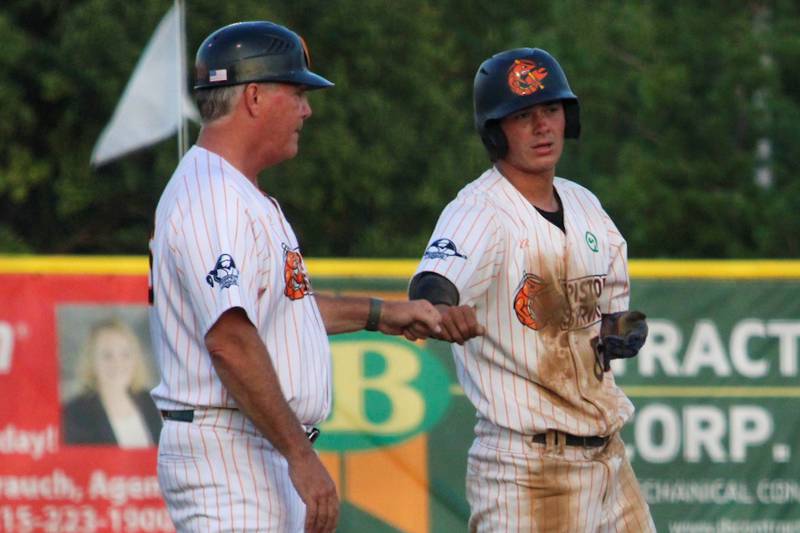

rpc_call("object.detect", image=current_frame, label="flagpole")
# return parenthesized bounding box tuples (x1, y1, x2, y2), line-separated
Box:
(176, 0, 187, 160)
(91, 1, 196, 167)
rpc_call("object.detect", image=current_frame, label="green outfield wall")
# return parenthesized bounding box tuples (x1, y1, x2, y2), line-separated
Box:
(0, 257, 798, 532)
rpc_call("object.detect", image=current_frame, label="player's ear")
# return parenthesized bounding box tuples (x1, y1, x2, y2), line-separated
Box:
(242, 83, 262, 117)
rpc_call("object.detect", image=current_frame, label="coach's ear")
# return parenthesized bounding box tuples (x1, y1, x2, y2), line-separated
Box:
(241, 83, 265, 118)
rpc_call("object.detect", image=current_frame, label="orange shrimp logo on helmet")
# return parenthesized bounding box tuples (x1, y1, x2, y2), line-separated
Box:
(283, 244, 311, 300)
(507, 59, 549, 96)
(513, 273, 548, 330)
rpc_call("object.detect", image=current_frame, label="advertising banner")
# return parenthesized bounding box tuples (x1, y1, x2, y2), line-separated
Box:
(0, 257, 798, 532)
(0, 271, 170, 532)
(617, 279, 800, 533)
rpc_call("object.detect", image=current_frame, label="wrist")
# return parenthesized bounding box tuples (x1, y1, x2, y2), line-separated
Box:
(285, 440, 317, 464)
(365, 297, 383, 331)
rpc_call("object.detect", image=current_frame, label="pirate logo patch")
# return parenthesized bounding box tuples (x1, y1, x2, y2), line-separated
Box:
(423, 238, 467, 260)
(507, 59, 548, 96)
(283, 244, 311, 300)
(206, 254, 239, 289)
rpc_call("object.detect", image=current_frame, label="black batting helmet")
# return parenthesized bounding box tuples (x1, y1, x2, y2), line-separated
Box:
(194, 21, 333, 91)
(474, 48, 579, 161)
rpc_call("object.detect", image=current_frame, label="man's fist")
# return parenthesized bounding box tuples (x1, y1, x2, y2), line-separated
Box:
(434, 304, 486, 345)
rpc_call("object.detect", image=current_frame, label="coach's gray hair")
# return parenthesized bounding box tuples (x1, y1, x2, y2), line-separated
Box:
(195, 84, 246, 123)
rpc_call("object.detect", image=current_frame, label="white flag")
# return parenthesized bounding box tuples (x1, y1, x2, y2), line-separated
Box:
(91, 1, 199, 166)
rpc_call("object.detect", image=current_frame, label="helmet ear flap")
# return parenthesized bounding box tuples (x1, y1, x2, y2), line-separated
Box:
(480, 120, 508, 162)
(564, 100, 581, 139)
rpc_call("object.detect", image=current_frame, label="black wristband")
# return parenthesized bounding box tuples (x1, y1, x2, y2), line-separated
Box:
(365, 298, 382, 331)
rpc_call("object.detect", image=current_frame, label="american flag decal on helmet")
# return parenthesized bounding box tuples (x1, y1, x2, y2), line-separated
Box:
(209, 69, 228, 82)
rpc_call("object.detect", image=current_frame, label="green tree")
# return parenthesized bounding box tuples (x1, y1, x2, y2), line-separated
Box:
(0, 1, 798, 258)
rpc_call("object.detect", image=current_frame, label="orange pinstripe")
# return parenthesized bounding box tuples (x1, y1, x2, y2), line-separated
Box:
(151, 146, 330, 531)
(415, 167, 653, 531)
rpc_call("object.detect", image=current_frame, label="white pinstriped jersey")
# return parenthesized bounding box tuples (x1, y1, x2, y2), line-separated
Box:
(416, 166, 634, 437)
(149, 146, 331, 426)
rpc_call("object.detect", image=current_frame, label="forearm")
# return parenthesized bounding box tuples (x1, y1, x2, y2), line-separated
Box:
(206, 308, 339, 530)
(316, 292, 442, 340)
(205, 308, 313, 463)
(314, 294, 375, 334)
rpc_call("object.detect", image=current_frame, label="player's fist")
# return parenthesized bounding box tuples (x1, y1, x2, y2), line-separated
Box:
(434, 304, 485, 345)
(379, 299, 442, 339)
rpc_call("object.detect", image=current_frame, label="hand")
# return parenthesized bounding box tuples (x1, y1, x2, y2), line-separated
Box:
(287, 451, 339, 533)
(597, 310, 648, 370)
(378, 299, 442, 340)
(433, 304, 485, 345)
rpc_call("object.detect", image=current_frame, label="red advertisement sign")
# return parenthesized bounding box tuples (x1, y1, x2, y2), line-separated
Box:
(0, 273, 173, 533)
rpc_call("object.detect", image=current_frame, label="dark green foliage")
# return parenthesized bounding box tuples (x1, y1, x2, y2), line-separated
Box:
(0, 1, 797, 257)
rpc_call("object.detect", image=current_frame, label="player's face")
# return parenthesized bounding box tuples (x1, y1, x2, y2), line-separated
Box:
(259, 83, 312, 165)
(499, 101, 565, 179)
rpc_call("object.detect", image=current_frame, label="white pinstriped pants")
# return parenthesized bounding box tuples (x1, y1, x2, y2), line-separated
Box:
(466, 422, 656, 533)
(157, 408, 305, 532)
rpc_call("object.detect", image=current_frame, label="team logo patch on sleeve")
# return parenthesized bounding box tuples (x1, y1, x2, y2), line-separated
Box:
(423, 238, 467, 260)
(206, 254, 239, 289)
(283, 244, 311, 300)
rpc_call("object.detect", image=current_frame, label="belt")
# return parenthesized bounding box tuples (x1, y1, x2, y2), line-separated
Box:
(161, 409, 194, 422)
(531, 432, 608, 448)
(160, 410, 321, 443)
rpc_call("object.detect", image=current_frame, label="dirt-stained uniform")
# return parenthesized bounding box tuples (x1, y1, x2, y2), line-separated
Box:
(412, 47, 655, 532)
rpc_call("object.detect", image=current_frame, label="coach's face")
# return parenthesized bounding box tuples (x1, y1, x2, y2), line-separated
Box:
(500, 101, 565, 179)
(258, 83, 312, 165)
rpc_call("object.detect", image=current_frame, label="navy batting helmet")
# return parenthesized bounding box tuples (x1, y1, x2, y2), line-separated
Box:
(194, 21, 333, 91)
(474, 48, 579, 161)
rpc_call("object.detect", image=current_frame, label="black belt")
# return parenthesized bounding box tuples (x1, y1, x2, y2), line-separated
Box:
(161, 409, 194, 422)
(532, 432, 608, 448)
(160, 410, 321, 443)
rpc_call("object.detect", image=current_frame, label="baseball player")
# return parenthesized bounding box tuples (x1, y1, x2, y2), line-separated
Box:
(148, 21, 441, 533)
(409, 48, 655, 532)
